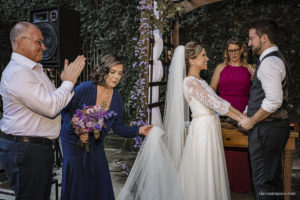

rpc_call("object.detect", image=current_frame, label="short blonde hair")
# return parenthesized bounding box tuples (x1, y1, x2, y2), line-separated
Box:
(223, 37, 248, 67)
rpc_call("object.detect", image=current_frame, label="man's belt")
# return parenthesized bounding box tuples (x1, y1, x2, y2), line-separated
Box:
(1, 133, 54, 145)
(265, 109, 288, 122)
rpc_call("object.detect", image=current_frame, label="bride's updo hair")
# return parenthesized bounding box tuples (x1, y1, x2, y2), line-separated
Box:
(91, 54, 123, 86)
(184, 41, 204, 74)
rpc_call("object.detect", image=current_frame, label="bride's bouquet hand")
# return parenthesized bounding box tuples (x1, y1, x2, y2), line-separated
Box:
(79, 133, 89, 143)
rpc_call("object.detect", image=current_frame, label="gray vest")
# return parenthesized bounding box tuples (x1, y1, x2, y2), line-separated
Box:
(247, 51, 289, 120)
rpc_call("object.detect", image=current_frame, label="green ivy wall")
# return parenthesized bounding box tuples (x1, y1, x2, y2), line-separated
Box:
(0, 0, 299, 122)
(0, 0, 140, 122)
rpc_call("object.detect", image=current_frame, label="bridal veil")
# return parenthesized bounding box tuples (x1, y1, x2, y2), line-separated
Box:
(117, 46, 188, 200)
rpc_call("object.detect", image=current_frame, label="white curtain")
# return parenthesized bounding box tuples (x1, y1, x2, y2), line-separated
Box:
(148, 29, 164, 128)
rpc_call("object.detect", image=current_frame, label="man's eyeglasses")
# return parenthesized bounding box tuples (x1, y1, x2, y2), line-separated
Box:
(21, 37, 45, 46)
(227, 48, 241, 54)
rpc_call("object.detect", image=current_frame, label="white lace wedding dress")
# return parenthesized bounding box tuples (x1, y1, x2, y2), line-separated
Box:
(179, 76, 231, 200)
(117, 46, 231, 200)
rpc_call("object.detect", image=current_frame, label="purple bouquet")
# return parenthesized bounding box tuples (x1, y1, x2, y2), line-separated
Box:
(72, 105, 116, 152)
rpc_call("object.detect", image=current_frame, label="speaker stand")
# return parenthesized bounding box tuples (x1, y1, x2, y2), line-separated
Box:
(53, 138, 63, 168)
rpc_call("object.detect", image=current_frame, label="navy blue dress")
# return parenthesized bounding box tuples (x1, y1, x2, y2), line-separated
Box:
(60, 81, 138, 200)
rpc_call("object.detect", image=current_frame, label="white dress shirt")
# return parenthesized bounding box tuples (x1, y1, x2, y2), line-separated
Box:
(257, 46, 286, 113)
(0, 53, 74, 139)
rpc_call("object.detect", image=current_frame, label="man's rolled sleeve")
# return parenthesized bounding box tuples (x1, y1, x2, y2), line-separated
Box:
(258, 58, 285, 113)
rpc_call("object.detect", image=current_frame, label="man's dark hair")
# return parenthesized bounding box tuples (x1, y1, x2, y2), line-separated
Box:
(249, 18, 279, 44)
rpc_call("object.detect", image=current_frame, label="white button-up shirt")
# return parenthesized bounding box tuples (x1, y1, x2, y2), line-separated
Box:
(0, 53, 74, 139)
(257, 46, 286, 113)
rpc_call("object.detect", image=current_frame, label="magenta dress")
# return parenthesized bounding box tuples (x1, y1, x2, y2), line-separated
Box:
(218, 64, 252, 193)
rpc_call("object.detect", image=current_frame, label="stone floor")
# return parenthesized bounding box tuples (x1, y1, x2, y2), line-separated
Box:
(0, 136, 299, 200)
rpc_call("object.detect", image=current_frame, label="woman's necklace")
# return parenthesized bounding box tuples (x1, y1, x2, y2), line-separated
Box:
(97, 86, 113, 108)
(102, 91, 112, 97)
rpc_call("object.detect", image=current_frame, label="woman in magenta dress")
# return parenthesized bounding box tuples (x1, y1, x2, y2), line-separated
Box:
(210, 37, 253, 193)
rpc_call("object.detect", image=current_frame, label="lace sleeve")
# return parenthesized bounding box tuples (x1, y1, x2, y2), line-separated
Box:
(184, 77, 230, 115)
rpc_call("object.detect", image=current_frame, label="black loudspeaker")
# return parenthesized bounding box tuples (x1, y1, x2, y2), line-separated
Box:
(30, 7, 81, 68)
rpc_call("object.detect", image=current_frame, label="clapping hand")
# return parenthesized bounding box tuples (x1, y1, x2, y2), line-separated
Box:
(139, 125, 153, 136)
(61, 55, 86, 84)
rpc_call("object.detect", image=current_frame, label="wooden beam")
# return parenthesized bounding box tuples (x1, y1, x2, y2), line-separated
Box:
(181, 0, 223, 13)
(149, 81, 167, 86)
(171, 15, 180, 48)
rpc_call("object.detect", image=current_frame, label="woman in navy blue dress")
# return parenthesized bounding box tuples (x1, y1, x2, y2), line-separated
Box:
(60, 54, 152, 200)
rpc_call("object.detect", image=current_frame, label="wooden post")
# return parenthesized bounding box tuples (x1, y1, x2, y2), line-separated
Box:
(138, 0, 153, 124)
(171, 14, 179, 48)
(283, 131, 298, 200)
(284, 150, 293, 200)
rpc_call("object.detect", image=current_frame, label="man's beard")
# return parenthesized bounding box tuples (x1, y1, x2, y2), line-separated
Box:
(252, 41, 262, 55)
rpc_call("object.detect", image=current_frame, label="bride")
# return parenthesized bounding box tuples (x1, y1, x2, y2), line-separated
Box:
(117, 41, 244, 200)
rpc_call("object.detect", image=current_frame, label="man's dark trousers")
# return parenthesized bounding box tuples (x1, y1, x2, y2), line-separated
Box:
(0, 138, 54, 200)
(248, 119, 290, 200)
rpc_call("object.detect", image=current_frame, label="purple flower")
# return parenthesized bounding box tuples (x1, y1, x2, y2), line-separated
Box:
(71, 105, 117, 151)
(139, 61, 144, 66)
(129, 0, 153, 142)
(132, 62, 137, 68)
(122, 162, 127, 169)
(133, 136, 143, 149)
